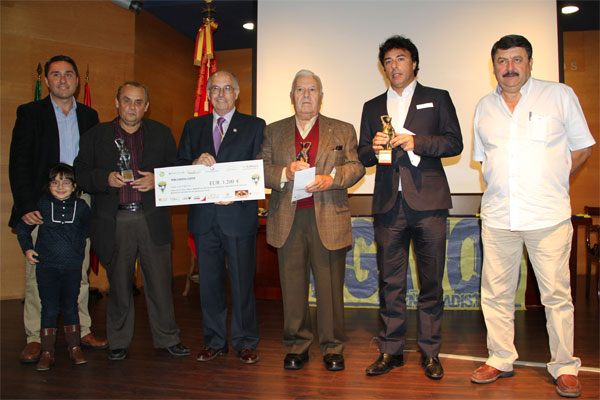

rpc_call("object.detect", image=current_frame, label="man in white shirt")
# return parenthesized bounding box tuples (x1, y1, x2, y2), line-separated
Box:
(471, 34, 594, 398)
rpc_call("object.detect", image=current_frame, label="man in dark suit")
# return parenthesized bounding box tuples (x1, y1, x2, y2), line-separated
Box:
(74, 81, 189, 361)
(259, 70, 365, 371)
(9, 55, 107, 363)
(358, 36, 463, 379)
(177, 71, 265, 364)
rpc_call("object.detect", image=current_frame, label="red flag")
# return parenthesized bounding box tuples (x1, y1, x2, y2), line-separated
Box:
(83, 82, 91, 107)
(83, 66, 99, 275)
(193, 17, 218, 117)
(189, 9, 219, 257)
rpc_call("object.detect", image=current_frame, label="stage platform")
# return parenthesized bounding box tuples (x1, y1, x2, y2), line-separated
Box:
(1, 276, 598, 399)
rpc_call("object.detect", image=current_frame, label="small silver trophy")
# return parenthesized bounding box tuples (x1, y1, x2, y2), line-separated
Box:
(378, 115, 394, 165)
(114, 138, 134, 182)
(297, 141, 312, 164)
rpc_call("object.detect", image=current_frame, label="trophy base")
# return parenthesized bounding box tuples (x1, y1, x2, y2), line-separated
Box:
(122, 170, 134, 183)
(379, 149, 392, 165)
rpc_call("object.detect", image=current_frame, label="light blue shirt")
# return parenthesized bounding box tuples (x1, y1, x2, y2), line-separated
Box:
(50, 96, 80, 165)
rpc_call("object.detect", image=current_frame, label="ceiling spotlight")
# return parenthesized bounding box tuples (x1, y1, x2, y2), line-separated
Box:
(561, 5, 579, 14)
(243, 22, 255, 30)
(111, 0, 143, 14)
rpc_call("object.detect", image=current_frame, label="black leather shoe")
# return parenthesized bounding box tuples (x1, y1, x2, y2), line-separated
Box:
(167, 343, 191, 357)
(284, 352, 309, 370)
(108, 348, 127, 361)
(366, 353, 404, 376)
(422, 356, 444, 380)
(323, 353, 345, 371)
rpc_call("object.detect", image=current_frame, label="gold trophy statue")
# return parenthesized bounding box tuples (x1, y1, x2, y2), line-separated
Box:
(378, 115, 394, 165)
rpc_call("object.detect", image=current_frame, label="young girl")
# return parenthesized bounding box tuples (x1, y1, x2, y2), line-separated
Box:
(17, 163, 91, 371)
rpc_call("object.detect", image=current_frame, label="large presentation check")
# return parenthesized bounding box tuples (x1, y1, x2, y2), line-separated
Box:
(154, 160, 265, 206)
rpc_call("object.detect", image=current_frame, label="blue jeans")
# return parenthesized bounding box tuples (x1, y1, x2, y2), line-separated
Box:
(36, 267, 81, 329)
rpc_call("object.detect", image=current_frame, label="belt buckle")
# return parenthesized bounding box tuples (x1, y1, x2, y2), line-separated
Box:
(120, 203, 141, 211)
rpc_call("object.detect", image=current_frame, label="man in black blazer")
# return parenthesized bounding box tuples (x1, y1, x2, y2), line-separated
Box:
(358, 36, 463, 379)
(74, 82, 189, 361)
(8, 55, 107, 363)
(177, 71, 265, 364)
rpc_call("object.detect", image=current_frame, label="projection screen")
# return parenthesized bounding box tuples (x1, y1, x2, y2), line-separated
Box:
(256, 0, 559, 194)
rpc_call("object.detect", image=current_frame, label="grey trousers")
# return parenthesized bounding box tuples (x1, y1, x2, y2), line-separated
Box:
(106, 210, 180, 349)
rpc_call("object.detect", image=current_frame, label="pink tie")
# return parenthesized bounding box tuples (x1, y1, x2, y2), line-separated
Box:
(213, 117, 225, 154)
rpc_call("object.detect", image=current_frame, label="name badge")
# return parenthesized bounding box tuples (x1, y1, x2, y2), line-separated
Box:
(416, 102, 434, 109)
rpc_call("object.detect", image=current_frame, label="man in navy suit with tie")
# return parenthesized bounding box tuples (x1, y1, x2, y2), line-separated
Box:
(177, 70, 265, 364)
(358, 36, 463, 379)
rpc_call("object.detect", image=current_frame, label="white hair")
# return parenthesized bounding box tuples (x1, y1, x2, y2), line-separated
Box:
(291, 69, 323, 94)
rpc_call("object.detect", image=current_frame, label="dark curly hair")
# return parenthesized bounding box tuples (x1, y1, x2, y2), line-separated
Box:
(378, 35, 420, 76)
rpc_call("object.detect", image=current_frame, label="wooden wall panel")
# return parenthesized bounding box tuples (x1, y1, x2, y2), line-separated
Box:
(0, 0, 256, 299)
(133, 10, 197, 138)
(1, 0, 254, 298)
(215, 48, 254, 116)
(564, 31, 600, 275)
(133, 10, 198, 277)
(564, 31, 600, 215)
(1, 0, 135, 299)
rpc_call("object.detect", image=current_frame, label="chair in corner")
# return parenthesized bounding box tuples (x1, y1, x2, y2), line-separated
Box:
(584, 206, 599, 302)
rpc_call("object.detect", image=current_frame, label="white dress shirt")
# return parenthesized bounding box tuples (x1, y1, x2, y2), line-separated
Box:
(387, 79, 417, 190)
(473, 77, 595, 231)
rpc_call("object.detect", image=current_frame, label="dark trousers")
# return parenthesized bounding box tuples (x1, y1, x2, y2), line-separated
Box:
(106, 210, 180, 349)
(277, 208, 347, 355)
(36, 267, 81, 329)
(374, 194, 447, 357)
(195, 220, 259, 351)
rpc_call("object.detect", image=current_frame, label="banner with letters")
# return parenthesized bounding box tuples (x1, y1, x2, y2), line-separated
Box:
(308, 217, 527, 310)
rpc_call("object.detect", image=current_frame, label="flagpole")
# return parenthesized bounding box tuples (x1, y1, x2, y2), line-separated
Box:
(34, 63, 42, 101)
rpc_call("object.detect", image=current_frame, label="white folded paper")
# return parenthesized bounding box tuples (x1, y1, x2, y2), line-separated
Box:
(396, 127, 421, 167)
(291, 167, 315, 202)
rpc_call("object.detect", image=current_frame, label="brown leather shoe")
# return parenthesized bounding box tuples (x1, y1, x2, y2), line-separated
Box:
(69, 346, 87, 365)
(556, 374, 581, 398)
(36, 351, 54, 371)
(471, 364, 514, 384)
(80, 333, 108, 350)
(197, 346, 228, 362)
(20, 342, 41, 363)
(238, 348, 259, 364)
